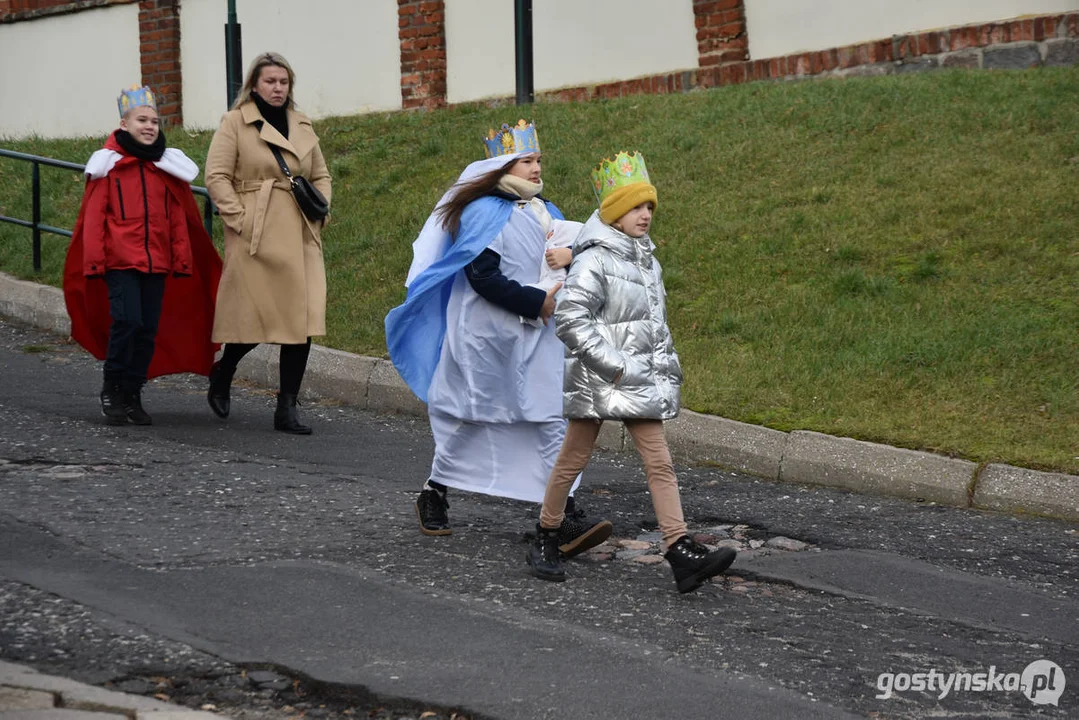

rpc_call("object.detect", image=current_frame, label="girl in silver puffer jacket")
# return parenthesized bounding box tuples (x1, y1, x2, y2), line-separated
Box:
(526, 151, 738, 593)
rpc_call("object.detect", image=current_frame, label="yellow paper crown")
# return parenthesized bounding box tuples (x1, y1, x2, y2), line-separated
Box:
(483, 119, 540, 158)
(591, 151, 651, 204)
(117, 85, 157, 117)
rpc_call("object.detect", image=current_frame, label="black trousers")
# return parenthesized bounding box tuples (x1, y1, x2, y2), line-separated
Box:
(104, 269, 165, 392)
(218, 339, 312, 396)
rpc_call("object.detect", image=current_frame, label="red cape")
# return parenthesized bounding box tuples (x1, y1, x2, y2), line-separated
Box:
(63, 171, 223, 378)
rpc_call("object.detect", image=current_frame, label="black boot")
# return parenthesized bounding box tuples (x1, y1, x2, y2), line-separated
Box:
(557, 502, 613, 559)
(274, 393, 312, 435)
(527, 524, 566, 582)
(99, 381, 127, 426)
(122, 387, 152, 426)
(664, 535, 736, 594)
(207, 361, 234, 419)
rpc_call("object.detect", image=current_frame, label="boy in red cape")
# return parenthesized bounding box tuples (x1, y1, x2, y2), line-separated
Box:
(64, 85, 222, 426)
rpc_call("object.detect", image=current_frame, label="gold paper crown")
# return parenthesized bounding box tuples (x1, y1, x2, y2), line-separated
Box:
(590, 151, 651, 204)
(483, 119, 540, 158)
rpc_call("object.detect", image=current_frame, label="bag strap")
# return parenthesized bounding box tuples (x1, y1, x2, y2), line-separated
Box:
(254, 120, 294, 182)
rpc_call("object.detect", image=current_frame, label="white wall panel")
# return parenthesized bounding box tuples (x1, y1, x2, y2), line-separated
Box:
(0, 4, 141, 139)
(182, 0, 402, 130)
(745, 0, 1079, 59)
(446, 0, 698, 104)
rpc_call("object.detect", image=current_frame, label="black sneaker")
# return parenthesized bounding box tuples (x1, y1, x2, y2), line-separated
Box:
(122, 389, 152, 426)
(664, 535, 736, 594)
(415, 488, 451, 536)
(99, 382, 127, 426)
(527, 524, 566, 582)
(557, 506, 613, 559)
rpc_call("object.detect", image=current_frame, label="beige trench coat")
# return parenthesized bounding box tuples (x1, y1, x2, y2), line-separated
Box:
(205, 101, 332, 344)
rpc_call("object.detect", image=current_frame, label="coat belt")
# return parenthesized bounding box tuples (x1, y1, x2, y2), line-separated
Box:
(233, 179, 290, 255)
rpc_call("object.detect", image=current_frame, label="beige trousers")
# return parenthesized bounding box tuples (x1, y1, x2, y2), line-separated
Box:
(539, 418, 688, 548)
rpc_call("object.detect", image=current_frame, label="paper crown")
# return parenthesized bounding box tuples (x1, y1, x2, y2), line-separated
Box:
(117, 85, 157, 117)
(591, 151, 651, 204)
(483, 119, 540, 158)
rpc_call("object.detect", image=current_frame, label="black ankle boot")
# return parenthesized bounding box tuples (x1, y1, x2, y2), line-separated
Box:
(99, 381, 127, 426)
(274, 393, 312, 435)
(122, 387, 152, 426)
(557, 503, 613, 559)
(207, 361, 235, 418)
(664, 535, 736, 594)
(527, 524, 566, 582)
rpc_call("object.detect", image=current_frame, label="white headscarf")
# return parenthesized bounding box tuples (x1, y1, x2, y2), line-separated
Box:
(405, 152, 532, 287)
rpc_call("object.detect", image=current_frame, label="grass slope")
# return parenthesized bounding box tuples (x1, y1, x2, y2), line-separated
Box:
(1, 68, 1076, 473)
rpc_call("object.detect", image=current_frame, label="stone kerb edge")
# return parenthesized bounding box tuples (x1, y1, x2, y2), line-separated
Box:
(779, 430, 976, 507)
(301, 344, 377, 409)
(666, 409, 787, 480)
(973, 464, 1079, 522)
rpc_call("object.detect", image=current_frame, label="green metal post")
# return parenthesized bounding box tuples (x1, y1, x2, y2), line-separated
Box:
(514, 0, 534, 106)
(31, 162, 41, 271)
(225, 0, 243, 109)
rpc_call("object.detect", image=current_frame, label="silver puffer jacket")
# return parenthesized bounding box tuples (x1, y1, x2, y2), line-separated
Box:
(555, 210, 683, 420)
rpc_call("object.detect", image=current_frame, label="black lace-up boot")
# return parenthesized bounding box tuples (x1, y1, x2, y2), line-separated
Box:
(527, 524, 566, 582)
(207, 361, 235, 418)
(557, 501, 613, 559)
(664, 535, 736, 594)
(415, 487, 451, 536)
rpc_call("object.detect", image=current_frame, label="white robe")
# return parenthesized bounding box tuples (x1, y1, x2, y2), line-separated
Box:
(425, 202, 578, 502)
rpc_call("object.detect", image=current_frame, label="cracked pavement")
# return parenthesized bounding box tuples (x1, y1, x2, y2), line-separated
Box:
(0, 318, 1075, 719)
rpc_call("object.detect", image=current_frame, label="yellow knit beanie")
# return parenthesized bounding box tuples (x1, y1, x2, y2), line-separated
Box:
(599, 182, 658, 225)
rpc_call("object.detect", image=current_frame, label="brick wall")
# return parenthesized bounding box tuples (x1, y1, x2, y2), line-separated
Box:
(3, 2, 1078, 121)
(137, 0, 181, 125)
(541, 7, 1079, 104)
(713, 12, 1079, 86)
(398, 0, 446, 110)
(694, 0, 748, 71)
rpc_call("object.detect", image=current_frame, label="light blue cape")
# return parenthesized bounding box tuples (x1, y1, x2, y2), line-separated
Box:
(385, 195, 563, 402)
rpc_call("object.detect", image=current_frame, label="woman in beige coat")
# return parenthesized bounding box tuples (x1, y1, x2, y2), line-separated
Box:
(204, 52, 331, 434)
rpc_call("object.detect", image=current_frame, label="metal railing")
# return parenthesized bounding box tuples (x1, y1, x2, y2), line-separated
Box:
(0, 147, 215, 272)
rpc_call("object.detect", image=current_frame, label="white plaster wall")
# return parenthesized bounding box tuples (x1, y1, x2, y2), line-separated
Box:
(445, 0, 698, 103)
(181, 0, 401, 130)
(745, 0, 1079, 58)
(0, 5, 141, 139)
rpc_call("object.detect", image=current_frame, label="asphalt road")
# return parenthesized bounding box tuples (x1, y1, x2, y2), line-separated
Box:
(0, 318, 1075, 719)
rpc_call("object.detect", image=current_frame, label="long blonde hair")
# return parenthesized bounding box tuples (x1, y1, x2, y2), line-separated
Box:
(231, 52, 297, 110)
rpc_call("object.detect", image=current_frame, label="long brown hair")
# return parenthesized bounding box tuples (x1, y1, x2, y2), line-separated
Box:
(231, 52, 297, 110)
(437, 160, 520, 237)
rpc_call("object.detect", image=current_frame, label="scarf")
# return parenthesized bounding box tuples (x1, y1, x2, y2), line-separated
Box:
(114, 129, 166, 162)
(253, 93, 290, 139)
(496, 174, 543, 200)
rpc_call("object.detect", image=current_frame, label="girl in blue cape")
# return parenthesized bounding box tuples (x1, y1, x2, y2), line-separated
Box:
(385, 121, 612, 559)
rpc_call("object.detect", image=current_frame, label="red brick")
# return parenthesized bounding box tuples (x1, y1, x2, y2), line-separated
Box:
(1011, 19, 1034, 42)
(821, 47, 839, 71)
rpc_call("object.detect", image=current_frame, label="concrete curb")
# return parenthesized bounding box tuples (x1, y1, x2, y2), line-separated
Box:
(0, 660, 222, 719)
(3, 271, 1076, 523)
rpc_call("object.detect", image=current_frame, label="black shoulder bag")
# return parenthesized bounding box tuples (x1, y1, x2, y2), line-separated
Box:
(256, 121, 329, 222)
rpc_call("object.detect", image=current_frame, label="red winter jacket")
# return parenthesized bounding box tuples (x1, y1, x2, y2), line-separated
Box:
(80, 133, 193, 277)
